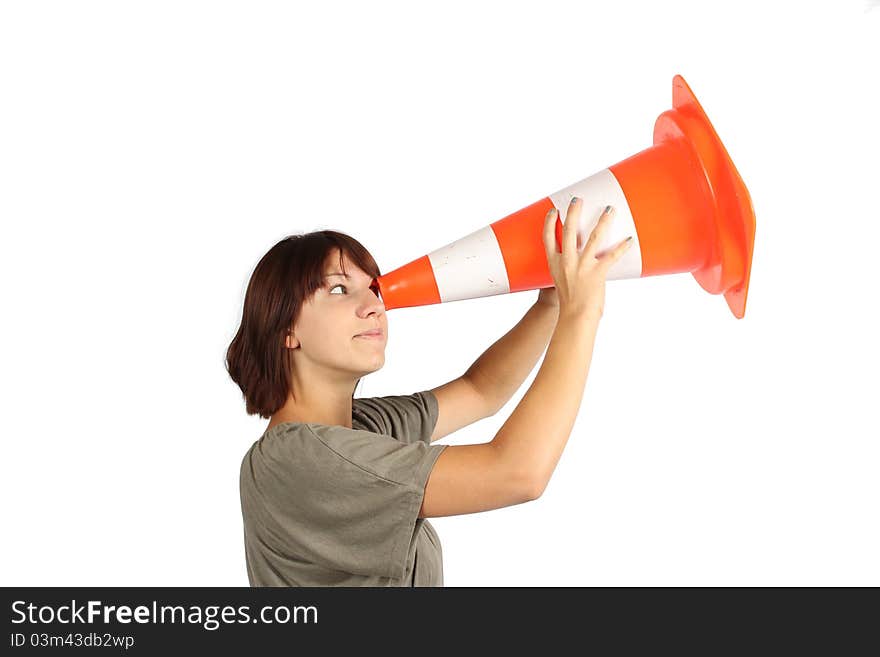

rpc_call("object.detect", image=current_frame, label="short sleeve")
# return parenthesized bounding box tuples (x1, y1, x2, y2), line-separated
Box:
(352, 389, 439, 444)
(242, 422, 447, 580)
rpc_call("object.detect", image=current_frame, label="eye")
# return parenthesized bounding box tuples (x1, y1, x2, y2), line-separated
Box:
(328, 284, 347, 295)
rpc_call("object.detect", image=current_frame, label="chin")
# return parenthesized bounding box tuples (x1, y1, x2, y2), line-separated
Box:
(350, 340, 385, 374)
(364, 352, 385, 373)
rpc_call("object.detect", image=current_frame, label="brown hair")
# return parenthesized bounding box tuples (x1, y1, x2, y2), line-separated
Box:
(225, 230, 382, 419)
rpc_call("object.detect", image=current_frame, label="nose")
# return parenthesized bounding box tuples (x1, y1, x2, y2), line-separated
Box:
(359, 284, 386, 318)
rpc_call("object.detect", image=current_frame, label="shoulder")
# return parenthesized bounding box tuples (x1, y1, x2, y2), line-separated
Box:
(241, 422, 379, 487)
(241, 420, 442, 491)
(352, 390, 438, 443)
(250, 421, 368, 452)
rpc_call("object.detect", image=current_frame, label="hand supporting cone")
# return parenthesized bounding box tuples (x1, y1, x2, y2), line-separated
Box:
(374, 74, 756, 318)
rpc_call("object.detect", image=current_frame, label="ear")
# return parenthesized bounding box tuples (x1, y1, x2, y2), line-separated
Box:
(285, 330, 300, 349)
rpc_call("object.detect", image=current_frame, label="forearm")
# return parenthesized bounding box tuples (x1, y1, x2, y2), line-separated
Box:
(490, 312, 601, 495)
(463, 301, 559, 414)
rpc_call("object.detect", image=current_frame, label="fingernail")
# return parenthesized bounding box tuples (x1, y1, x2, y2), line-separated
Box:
(570, 196, 580, 206)
(626, 236, 633, 241)
(604, 205, 613, 215)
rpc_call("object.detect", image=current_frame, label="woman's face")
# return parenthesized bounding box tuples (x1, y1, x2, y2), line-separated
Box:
(287, 249, 388, 379)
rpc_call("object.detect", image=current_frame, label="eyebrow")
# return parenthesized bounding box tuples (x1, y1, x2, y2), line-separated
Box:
(324, 272, 378, 287)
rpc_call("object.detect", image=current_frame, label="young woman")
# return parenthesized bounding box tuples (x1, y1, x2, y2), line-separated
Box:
(226, 196, 633, 586)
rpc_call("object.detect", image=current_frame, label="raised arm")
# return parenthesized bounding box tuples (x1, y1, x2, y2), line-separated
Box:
(419, 199, 633, 517)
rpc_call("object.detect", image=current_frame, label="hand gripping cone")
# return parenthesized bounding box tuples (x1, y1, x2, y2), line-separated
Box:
(374, 74, 756, 318)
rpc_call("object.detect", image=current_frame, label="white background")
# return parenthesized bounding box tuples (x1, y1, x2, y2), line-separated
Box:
(2, 0, 878, 586)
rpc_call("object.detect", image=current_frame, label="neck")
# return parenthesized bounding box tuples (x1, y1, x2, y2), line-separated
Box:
(267, 364, 357, 431)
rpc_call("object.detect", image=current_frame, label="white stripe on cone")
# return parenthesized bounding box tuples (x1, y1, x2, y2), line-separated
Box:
(548, 168, 643, 280)
(427, 225, 511, 303)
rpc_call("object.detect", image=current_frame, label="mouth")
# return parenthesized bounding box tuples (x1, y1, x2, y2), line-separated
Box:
(354, 329, 384, 339)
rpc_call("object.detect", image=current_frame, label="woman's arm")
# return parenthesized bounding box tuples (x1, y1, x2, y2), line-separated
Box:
(420, 199, 631, 518)
(490, 310, 600, 498)
(419, 309, 600, 517)
(462, 290, 560, 417)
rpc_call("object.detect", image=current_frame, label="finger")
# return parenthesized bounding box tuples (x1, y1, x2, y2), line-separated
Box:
(561, 196, 581, 256)
(543, 207, 559, 257)
(600, 235, 634, 267)
(583, 205, 615, 258)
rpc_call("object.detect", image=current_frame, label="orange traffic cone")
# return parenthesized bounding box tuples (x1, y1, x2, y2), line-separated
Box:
(374, 74, 756, 319)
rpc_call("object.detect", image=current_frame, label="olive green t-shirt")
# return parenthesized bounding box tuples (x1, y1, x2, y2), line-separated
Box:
(239, 389, 448, 586)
